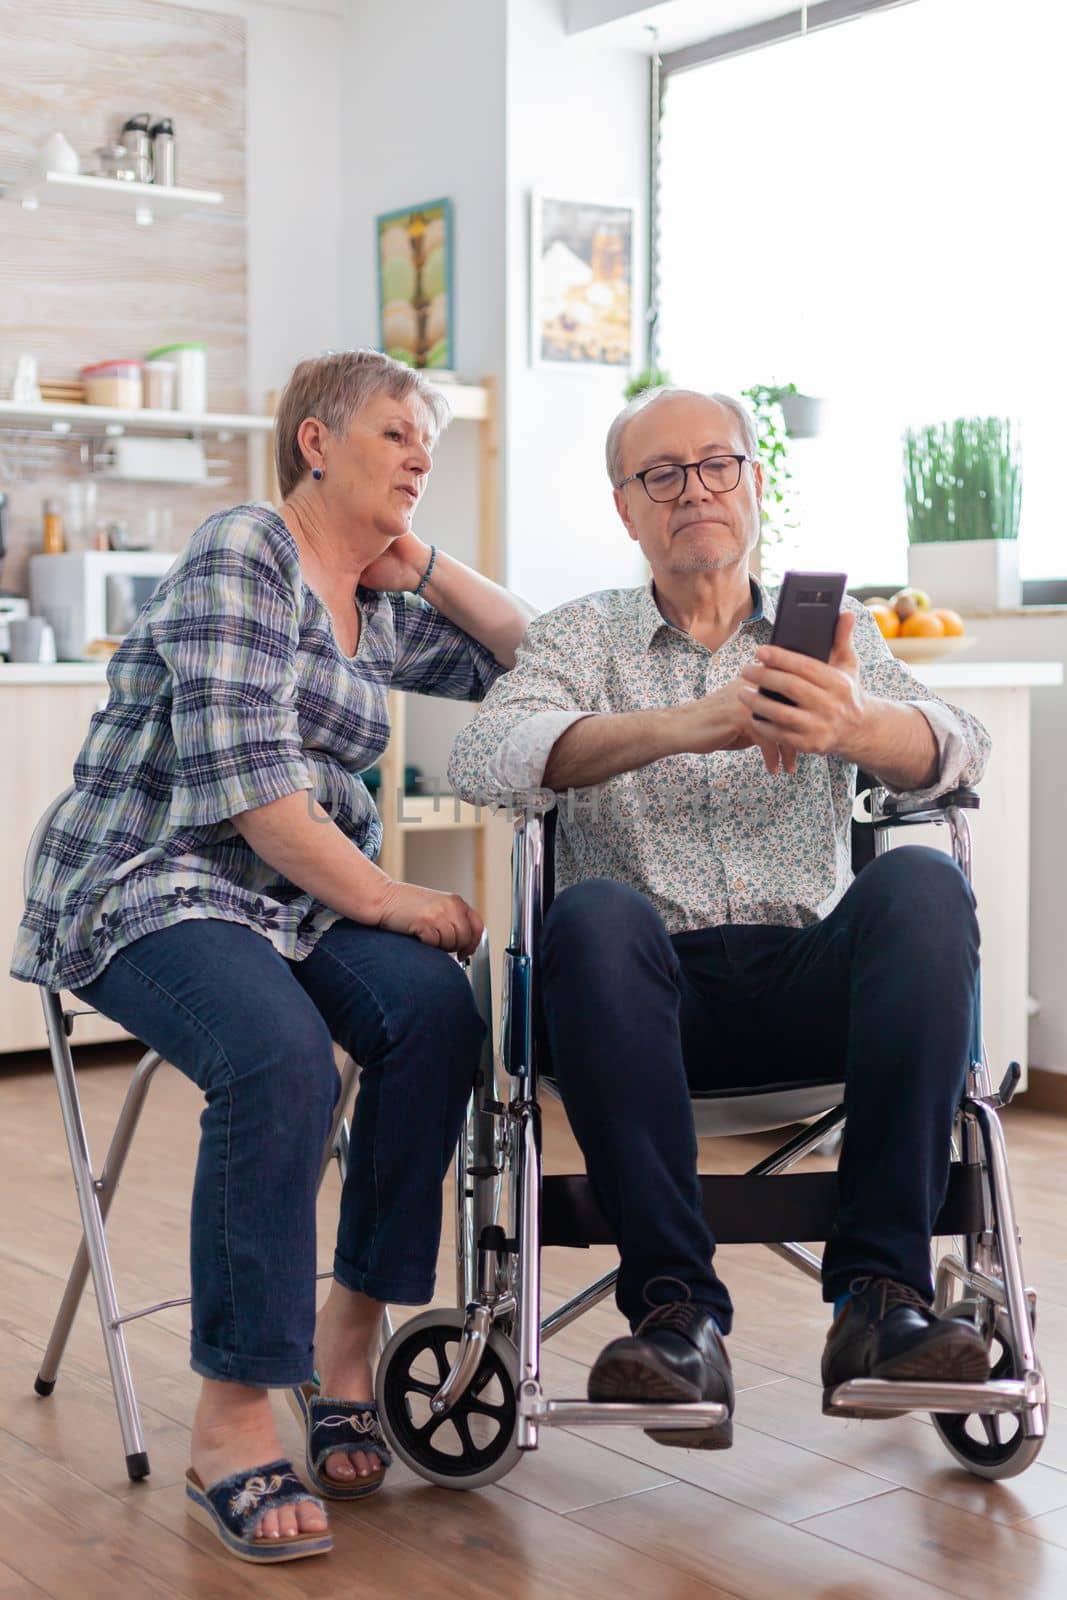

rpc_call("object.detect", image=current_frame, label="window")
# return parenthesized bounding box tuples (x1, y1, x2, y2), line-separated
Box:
(657, 0, 1066, 584)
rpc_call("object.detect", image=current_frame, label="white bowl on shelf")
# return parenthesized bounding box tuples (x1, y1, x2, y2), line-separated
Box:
(889, 634, 975, 665)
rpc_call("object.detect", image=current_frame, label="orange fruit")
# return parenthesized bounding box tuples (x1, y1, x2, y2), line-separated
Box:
(932, 608, 965, 636)
(868, 603, 900, 639)
(900, 611, 946, 638)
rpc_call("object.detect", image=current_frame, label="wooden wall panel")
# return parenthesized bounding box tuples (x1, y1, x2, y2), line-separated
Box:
(0, 0, 248, 596)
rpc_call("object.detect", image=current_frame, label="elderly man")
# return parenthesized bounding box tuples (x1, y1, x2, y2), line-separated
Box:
(448, 387, 992, 1448)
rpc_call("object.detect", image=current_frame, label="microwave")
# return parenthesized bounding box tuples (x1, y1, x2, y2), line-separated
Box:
(30, 550, 176, 661)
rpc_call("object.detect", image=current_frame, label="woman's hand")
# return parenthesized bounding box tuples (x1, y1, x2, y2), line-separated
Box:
(360, 534, 432, 593)
(375, 879, 484, 959)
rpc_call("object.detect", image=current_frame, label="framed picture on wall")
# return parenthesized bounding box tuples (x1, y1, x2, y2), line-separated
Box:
(376, 197, 454, 370)
(530, 192, 635, 368)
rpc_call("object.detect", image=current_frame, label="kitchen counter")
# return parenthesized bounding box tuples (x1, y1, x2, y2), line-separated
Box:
(0, 660, 1061, 689)
(0, 662, 110, 684)
(912, 660, 1062, 690)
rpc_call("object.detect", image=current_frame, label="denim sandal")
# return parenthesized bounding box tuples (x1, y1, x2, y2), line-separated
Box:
(287, 1382, 393, 1499)
(185, 1457, 332, 1563)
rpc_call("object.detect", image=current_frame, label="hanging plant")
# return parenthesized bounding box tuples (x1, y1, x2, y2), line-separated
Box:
(742, 382, 799, 564)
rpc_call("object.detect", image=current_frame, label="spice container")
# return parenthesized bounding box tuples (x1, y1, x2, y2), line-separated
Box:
(81, 360, 143, 409)
(42, 499, 65, 554)
(143, 359, 176, 410)
(145, 342, 206, 414)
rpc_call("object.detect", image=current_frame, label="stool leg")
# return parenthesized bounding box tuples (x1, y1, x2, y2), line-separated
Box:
(318, 1055, 359, 1190)
(36, 1045, 164, 1395)
(38, 993, 150, 1480)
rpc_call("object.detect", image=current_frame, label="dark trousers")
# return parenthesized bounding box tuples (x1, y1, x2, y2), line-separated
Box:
(76, 917, 483, 1386)
(539, 846, 979, 1334)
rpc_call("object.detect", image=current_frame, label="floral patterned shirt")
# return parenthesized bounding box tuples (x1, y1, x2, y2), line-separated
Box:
(448, 579, 991, 934)
(12, 504, 501, 993)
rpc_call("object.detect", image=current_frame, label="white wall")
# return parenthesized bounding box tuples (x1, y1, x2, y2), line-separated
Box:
(338, 0, 507, 376)
(162, 0, 345, 403)
(505, 0, 650, 609)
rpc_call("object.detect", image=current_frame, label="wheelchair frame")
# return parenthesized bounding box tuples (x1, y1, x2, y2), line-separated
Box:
(375, 780, 1047, 1487)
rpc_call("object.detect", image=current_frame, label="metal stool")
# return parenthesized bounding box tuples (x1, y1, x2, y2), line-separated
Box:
(24, 788, 366, 1481)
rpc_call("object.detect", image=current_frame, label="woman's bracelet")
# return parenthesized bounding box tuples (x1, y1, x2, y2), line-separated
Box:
(414, 544, 437, 597)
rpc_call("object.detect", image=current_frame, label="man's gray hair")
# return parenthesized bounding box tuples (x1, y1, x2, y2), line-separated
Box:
(605, 387, 758, 488)
(275, 349, 451, 499)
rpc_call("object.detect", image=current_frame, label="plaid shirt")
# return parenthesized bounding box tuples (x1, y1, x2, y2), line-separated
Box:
(12, 505, 500, 993)
(448, 579, 992, 935)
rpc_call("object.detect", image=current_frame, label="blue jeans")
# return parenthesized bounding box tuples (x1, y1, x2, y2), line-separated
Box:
(539, 847, 979, 1333)
(75, 918, 484, 1386)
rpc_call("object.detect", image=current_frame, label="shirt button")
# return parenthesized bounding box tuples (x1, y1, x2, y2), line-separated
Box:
(733, 878, 745, 892)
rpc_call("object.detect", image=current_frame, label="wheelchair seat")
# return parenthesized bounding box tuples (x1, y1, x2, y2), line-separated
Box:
(542, 1073, 845, 1137)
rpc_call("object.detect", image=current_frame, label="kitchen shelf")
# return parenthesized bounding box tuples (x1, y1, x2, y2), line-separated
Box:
(0, 169, 222, 222)
(394, 796, 489, 833)
(0, 400, 273, 436)
(0, 382, 489, 437)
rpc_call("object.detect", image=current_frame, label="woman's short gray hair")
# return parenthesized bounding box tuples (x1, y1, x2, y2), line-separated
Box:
(605, 387, 758, 488)
(275, 349, 451, 499)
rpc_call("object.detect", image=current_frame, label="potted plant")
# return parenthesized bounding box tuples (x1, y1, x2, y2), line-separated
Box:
(623, 364, 672, 401)
(902, 417, 1022, 609)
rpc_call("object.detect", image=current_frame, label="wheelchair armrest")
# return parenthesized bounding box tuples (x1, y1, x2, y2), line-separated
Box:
(875, 786, 980, 825)
(472, 786, 555, 818)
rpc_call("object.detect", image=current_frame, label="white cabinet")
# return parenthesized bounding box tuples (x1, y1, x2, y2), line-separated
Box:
(0, 679, 131, 1052)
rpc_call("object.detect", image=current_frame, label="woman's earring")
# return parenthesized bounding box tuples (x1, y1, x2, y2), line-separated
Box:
(312, 467, 324, 481)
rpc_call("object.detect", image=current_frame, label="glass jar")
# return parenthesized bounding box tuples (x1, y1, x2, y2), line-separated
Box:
(42, 498, 65, 554)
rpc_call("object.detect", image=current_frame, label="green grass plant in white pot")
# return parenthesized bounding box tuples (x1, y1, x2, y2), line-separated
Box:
(902, 416, 1022, 610)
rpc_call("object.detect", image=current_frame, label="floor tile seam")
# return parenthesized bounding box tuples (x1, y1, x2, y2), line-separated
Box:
(794, 1486, 1061, 1595)
(503, 1475, 677, 1517)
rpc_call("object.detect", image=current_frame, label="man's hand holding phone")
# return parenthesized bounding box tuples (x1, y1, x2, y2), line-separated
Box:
(740, 608, 868, 761)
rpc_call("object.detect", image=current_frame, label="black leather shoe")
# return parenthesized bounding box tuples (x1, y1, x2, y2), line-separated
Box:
(588, 1301, 734, 1449)
(822, 1276, 990, 1416)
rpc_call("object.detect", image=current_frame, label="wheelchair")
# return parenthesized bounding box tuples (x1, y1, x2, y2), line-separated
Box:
(373, 775, 1048, 1488)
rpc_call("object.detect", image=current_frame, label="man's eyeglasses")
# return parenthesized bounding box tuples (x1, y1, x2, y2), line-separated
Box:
(618, 454, 752, 503)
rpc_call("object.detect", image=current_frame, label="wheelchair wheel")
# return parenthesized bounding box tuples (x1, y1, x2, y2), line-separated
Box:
(375, 1309, 523, 1490)
(932, 1298, 1045, 1479)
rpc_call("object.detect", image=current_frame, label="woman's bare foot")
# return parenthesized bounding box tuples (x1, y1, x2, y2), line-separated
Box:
(191, 1379, 328, 1542)
(313, 1282, 386, 1483)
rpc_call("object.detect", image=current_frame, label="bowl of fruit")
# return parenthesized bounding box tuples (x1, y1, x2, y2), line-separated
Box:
(865, 590, 972, 664)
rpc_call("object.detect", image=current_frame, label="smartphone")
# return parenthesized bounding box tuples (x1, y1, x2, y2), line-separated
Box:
(758, 570, 847, 708)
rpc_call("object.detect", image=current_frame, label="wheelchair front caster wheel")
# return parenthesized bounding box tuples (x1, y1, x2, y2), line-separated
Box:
(375, 1308, 522, 1489)
(933, 1298, 1045, 1480)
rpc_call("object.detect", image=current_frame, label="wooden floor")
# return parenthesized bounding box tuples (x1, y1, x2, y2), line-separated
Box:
(2, 1049, 1067, 1600)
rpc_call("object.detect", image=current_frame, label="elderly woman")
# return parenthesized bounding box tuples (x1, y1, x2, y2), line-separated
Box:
(12, 350, 534, 1562)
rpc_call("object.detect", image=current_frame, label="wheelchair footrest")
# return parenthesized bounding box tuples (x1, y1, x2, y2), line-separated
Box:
(826, 1375, 1045, 1414)
(527, 1398, 729, 1430)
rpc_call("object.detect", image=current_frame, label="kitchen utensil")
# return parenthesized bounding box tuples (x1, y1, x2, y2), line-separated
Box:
(94, 144, 136, 182)
(0, 595, 30, 659)
(143, 359, 176, 409)
(34, 132, 79, 177)
(120, 114, 153, 182)
(145, 342, 206, 413)
(149, 118, 176, 186)
(42, 498, 65, 555)
(65, 480, 98, 548)
(11, 353, 41, 405)
(80, 360, 142, 408)
(7, 615, 55, 663)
